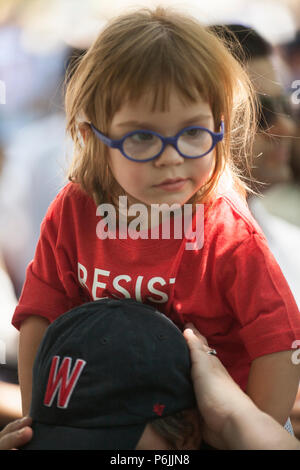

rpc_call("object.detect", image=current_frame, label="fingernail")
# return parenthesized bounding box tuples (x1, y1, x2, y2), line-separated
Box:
(184, 328, 194, 337)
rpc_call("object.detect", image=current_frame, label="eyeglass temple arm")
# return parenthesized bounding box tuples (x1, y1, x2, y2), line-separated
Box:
(89, 123, 120, 148)
(216, 120, 224, 140)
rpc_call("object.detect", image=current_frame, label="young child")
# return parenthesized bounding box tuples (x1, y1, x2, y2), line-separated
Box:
(13, 8, 300, 426)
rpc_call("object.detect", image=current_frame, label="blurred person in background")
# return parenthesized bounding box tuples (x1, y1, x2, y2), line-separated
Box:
(0, 141, 22, 429)
(259, 30, 300, 227)
(0, 0, 68, 144)
(277, 31, 300, 120)
(0, 2, 77, 428)
(213, 23, 300, 439)
(274, 31, 300, 436)
(213, 23, 300, 305)
(0, 4, 80, 296)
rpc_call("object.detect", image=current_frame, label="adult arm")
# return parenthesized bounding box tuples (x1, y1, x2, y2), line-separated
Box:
(222, 400, 300, 450)
(183, 324, 300, 450)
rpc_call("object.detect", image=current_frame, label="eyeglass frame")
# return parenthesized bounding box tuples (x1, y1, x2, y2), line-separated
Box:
(89, 121, 225, 162)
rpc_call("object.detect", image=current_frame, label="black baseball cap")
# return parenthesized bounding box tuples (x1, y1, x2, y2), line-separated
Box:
(23, 298, 196, 450)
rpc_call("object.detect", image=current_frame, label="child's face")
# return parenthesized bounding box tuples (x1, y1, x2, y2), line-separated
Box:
(108, 89, 216, 208)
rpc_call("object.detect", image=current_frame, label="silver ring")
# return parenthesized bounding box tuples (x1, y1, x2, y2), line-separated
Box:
(207, 349, 217, 356)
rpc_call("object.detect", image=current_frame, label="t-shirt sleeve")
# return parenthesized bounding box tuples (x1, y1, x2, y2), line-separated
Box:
(222, 232, 300, 360)
(12, 188, 81, 330)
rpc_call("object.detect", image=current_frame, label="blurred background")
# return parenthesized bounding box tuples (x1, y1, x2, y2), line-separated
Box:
(0, 0, 299, 436)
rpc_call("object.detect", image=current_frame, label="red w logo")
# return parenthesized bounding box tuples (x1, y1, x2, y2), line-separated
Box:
(153, 403, 165, 416)
(43, 356, 86, 409)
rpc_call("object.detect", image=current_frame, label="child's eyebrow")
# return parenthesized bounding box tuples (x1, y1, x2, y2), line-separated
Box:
(115, 114, 213, 129)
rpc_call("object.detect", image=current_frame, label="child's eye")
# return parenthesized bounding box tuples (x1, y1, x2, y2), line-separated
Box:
(182, 128, 204, 138)
(130, 132, 154, 142)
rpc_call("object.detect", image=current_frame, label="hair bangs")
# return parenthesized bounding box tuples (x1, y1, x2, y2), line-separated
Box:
(101, 25, 210, 118)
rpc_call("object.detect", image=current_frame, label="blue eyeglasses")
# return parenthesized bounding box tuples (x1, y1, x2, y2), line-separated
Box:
(90, 121, 224, 162)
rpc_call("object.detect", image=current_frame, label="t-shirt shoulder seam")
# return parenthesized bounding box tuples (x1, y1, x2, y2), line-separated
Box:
(52, 181, 92, 210)
(43, 181, 86, 225)
(218, 193, 261, 237)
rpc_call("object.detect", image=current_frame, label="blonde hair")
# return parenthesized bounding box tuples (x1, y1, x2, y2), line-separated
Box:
(65, 7, 258, 206)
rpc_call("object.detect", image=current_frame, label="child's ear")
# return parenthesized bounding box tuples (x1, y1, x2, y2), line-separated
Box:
(78, 122, 91, 144)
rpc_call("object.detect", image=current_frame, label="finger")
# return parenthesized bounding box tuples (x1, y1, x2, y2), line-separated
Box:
(184, 323, 209, 346)
(0, 426, 33, 450)
(184, 328, 222, 373)
(0, 416, 32, 438)
(183, 328, 211, 355)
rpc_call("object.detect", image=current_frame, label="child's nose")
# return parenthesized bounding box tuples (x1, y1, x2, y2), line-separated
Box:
(153, 144, 185, 167)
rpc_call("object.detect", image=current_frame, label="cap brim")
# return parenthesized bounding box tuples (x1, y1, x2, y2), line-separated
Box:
(21, 420, 146, 450)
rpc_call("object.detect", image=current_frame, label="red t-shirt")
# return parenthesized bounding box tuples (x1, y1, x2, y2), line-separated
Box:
(12, 182, 300, 391)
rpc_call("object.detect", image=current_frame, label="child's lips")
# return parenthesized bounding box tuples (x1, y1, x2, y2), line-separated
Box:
(154, 178, 188, 191)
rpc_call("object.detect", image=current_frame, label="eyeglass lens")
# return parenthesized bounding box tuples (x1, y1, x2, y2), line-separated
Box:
(123, 128, 213, 160)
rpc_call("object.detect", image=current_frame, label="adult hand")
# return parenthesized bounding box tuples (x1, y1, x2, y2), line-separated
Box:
(184, 324, 300, 450)
(0, 416, 32, 450)
(183, 323, 255, 449)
